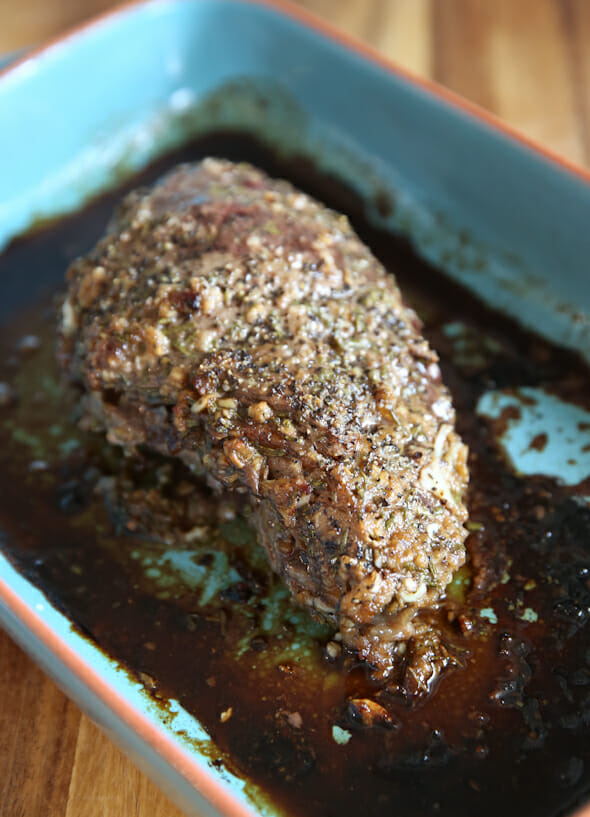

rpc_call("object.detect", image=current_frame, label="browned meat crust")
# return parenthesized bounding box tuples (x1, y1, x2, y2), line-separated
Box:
(59, 158, 469, 681)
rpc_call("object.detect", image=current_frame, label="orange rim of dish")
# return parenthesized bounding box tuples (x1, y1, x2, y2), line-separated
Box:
(3, 0, 590, 189)
(0, 571, 260, 817)
(2, 2, 590, 817)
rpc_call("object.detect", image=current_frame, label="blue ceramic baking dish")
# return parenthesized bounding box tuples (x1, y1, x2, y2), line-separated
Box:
(0, 2, 589, 816)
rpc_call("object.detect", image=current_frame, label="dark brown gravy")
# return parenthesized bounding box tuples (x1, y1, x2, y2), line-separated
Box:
(1, 134, 590, 817)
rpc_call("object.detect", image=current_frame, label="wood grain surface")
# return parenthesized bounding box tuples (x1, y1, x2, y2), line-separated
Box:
(1, 1, 589, 815)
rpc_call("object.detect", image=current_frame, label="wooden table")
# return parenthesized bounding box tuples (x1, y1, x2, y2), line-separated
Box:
(1, 1, 589, 815)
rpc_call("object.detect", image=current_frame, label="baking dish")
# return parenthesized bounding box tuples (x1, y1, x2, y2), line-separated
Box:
(1, 2, 589, 816)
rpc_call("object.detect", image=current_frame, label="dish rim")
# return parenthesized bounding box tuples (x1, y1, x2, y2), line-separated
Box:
(0, 564, 260, 817)
(2, 0, 590, 190)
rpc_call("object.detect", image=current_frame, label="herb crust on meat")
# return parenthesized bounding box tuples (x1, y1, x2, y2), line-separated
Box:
(59, 158, 469, 687)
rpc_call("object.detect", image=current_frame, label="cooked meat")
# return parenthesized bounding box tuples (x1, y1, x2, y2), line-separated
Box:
(59, 158, 469, 681)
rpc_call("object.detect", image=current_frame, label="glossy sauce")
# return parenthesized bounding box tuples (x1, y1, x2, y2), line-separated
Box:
(1, 134, 590, 817)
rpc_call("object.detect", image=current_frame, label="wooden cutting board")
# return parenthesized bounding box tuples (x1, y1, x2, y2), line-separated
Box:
(1, 1, 589, 815)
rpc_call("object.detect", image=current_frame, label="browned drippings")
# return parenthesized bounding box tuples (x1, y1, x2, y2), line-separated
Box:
(1, 133, 590, 817)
